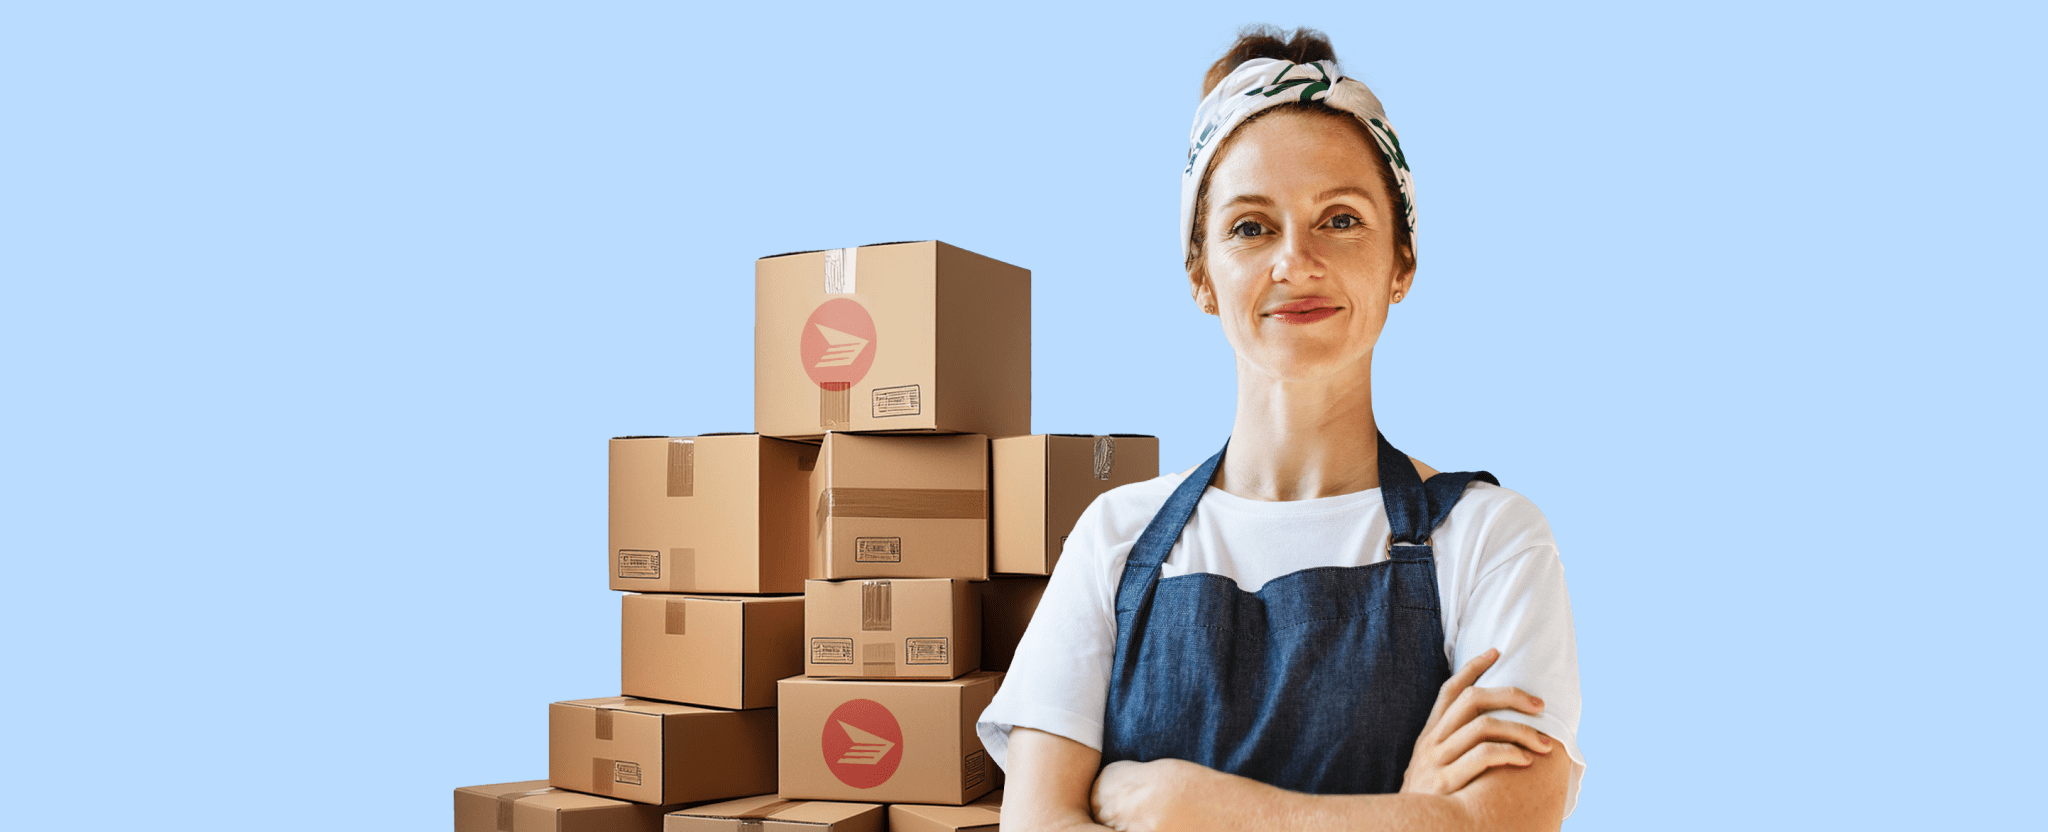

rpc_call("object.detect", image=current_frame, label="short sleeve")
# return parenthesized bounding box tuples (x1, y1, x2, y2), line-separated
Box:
(974, 491, 1134, 772)
(1451, 542, 1587, 818)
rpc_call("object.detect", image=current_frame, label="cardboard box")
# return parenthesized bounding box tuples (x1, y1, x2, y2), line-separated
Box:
(889, 790, 1004, 832)
(454, 779, 682, 832)
(549, 697, 777, 805)
(805, 578, 979, 680)
(665, 795, 884, 832)
(810, 433, 989, 581)
(755, 240, 1030, 439)
(776, 671, 1004, 805)
(992, 434, 1158, 575)
(610, 434, 816, 594)
(976, 577, 1048, 673)
(624, 594, 805, 709)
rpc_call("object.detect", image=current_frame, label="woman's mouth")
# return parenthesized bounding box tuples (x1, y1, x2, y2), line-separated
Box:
(1263, 298, 1343, 324)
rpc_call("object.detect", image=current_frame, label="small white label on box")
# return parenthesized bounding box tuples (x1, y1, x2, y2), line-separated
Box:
(812, 637, 855, 664)
(856, 537, 903, 563)
(616, 550, 660, 579)
(905, 637, 950, 665)
(872, 384, 921, 417)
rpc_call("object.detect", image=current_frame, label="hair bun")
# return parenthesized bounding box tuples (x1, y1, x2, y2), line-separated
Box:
(1202, 25, 1338, 98)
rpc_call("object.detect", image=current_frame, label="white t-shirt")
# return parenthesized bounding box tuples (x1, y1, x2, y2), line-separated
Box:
(976, 468, 1587, 818)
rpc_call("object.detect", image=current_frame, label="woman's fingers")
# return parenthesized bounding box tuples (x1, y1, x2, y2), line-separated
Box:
(1437, 741, 1537, 793)
(1423, 648, 1500, 734)
(1431, 713, 1554, 767)
(1435, 684, 1545, 748)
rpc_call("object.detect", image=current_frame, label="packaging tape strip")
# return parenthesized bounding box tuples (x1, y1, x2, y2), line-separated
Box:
(593, 707, 614, 741)
(665, 599, 688, 635)
(823, 247, 858, 294)
(732, 799, 801, 820)
(668, 439, 694, 497)
(494, 788, 554, 832)
(591, 758, 615, 793)
(861, 580, 892, 631)
(815, 487, 987, 531)
(1093, 436, 1116, 480)
(671, 548, 696, 590)
(820, 386, 850, 429)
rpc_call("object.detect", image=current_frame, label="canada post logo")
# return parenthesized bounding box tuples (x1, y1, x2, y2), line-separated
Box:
(822, 698, 903, 788)
(800, 298, 877, 391)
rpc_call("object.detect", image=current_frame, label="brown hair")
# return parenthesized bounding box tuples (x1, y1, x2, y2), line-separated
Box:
(1186, 25, 1416, 308)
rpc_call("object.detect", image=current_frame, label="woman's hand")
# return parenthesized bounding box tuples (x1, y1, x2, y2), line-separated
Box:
(1400, 647, 1555, 796)
(1090, 757, 1211, 832)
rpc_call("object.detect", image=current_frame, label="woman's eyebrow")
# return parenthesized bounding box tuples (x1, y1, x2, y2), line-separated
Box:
(1314, 186, 1379, 205)
(1221, 187, 1379, 210)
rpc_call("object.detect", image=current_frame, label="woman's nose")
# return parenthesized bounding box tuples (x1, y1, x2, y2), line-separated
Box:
(1270, 224, 1325, 282)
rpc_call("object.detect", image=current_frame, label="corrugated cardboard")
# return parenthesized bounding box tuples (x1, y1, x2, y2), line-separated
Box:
(776, 672, 1004, 805)
(976, 577, 1048, 673)
(665, 795, 884, 832)
(810, 433, 989, 581)
(805, 578, 980, 680)
(623, 594, 805, 709)
(755, 240, 1030, 439)
(992, 434, 1158, 575)
(454, 779, 686, 832)
(549, 697, 777, 805)
(610, 434, 816, 594)
(889, 790, 1004, 832)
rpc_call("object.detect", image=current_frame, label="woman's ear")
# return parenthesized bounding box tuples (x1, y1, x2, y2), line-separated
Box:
(1190, 268, 1219, 316)
(1390, 245, 1417, 303)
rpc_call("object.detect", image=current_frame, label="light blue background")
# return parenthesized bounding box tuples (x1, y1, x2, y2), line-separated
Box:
(3, 2, 2039, 829)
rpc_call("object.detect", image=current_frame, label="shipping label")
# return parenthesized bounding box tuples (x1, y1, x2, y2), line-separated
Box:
(616, 549, 660, 579)
(811, 637, 855, 665)
(905, 637, 951, 665)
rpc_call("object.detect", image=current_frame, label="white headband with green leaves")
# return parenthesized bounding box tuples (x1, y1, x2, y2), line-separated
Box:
(1180, 58, 1415, 265)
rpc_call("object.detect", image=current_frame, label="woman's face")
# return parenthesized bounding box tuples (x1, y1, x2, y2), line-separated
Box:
(1197, 110, 1414, 384)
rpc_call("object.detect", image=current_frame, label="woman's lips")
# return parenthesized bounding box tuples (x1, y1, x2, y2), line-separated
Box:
(1264, 299, 1342, 324)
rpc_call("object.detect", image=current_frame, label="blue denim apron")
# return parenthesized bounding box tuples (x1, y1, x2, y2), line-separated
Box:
(1101, 432, 1498, 794)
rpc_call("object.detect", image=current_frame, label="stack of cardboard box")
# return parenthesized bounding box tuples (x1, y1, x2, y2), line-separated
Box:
(454, 241, 1158, 832)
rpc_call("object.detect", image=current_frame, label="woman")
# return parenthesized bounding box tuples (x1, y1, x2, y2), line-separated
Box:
(976, 27, 1586, 832)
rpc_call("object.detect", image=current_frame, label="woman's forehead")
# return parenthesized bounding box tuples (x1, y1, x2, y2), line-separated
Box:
(1208, 111, 1389, 207)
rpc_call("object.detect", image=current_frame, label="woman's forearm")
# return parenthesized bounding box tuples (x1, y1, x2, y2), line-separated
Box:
(1137, 749, 1569, 832)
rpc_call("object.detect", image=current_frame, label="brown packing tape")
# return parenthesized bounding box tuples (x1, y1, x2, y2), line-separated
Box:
(665, 599, 688, 635)
(860, 580, 892, 631)
(821, 386, 850, 429)
(863, 641, 895, 676)
(494, 788, 554, 832)
(594, 707, 614, 741)
(672, 548, 696, 590)
(732, 799, 801, 820)
(815, 487, 987, 530)
(592, 758, 615, 794)
(668, 439, 694, 497)
(1093, 436, 1116, 480)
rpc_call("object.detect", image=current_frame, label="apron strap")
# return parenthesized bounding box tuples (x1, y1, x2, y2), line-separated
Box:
(1378, 431, 1431, 545)
(1114, 440, 1227, 614)
(1380, 432, 1499, 552)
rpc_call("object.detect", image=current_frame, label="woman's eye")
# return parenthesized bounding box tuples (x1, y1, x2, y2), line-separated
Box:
(1329, 213, 1360, 229)
(1231, 220, 1266, 238)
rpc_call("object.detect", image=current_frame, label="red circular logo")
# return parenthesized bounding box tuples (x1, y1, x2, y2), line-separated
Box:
(821, 698, 903, 789)
(800, 298, 878, 391)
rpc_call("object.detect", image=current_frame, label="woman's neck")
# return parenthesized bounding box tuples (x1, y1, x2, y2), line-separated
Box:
(1216, 354, 1381, 502)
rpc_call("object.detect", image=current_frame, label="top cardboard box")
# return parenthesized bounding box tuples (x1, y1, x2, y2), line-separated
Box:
(756, 241, 1030, 439)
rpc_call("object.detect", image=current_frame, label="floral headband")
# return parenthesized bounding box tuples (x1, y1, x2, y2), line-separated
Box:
(1180, 58, 1416, 264)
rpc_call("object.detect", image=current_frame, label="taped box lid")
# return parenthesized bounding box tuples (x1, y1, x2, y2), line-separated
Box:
(665, 794, 884, 832)
(889, 790, 1003, 832)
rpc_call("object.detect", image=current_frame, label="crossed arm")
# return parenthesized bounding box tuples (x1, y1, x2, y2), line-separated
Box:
(998, 652, 1571, 832)
(1002, 728, 1568, 832)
